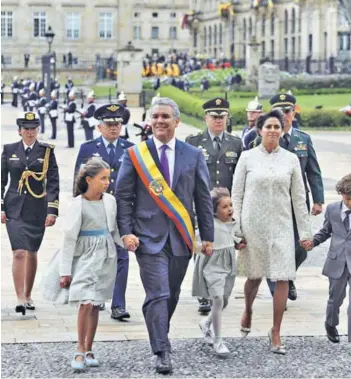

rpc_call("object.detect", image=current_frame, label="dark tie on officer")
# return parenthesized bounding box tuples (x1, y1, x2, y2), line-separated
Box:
(282, 133, 290, 149)
(344, 210, 351, 232)
(108, 143, 115, 166)
(213, 136, 221, 153)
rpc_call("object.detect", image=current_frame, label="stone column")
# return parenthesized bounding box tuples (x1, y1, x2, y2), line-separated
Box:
(246, 36, 261, 89)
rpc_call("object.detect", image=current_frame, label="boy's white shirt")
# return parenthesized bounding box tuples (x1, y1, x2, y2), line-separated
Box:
(59, 193, 122, 276)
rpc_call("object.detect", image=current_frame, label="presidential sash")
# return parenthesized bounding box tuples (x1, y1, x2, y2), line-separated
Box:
(129, 141, 195, 252)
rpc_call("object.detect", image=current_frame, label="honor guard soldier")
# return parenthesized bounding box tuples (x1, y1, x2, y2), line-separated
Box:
(186, 97, 243, 314)
(73, 104, 134, 319)
(37, 89, 47, 134)
(263, 93, 324, 301)
(63, 89, 77, 148)
(1, 111, 59, 315)
(27, 83, 38, 111)
(47, 90, 59, 139)
(81, 91, 97, 141)
(117, 91, 131, 125)
(11, 76, 20, 107)
(242, 97, 263, 150)
(20, 81, 30, 111)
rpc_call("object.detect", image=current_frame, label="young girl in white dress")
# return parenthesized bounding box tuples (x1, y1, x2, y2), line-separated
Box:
(59, 159, 138, 371)
(192, 187, 246, 356)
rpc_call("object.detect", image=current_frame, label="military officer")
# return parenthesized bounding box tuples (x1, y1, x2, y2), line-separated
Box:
(47, 90, 59, 139)
(81, 91, 97, 141)
(262, 93, 324, 301)
(1, 111, 59, 315)
(73, 104, 134, 319)
(186, 97, 243, 314)
(63, 89, 77, 148)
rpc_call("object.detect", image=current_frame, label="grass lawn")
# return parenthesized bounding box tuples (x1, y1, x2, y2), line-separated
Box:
(189, 91, 350, 112)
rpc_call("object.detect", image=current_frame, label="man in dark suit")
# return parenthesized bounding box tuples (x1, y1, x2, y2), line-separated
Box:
(185, 97, 242, 314)
(115, 97, 214, 374)
(73, 103, 134, 318)
(266, 93, 324, 301)
(1, 111, 59, 314)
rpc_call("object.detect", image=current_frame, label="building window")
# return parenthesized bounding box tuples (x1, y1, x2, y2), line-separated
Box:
(231, 20, 235, 42)
(66, 12, 80, 39)
(214, 24, 217, 44)
(152, 12, 158, 18)
(271, 13, 275, 36)
(219, 23, 222, 44)
(169, 26, 177, 40)
(291, 8, 296, 34)
(243, 18, 247, 40)
(209, 26, 212, 45)
(339, 32, 351, 51)
(284, 10, 288, 34)
(308, 34, 313, 54)
(271, 40, 275, 60)
(261, 41, 265, 58)
(298, 36, 301, 58)
(134, 12, 140, 17)
(298, 11, 301, 32)
(262, 15, 265, 37)
(324, 32, 327, 58)
(292, 36, 295, 59)
(151, 26, 159, 39)
(249, 17, 252, 37)
(193, 29, 198, 48)
(33, 11, 46, 38)
(284, 37, 288, 55)
(1, 11, 13, 38)
(170, 12, 176, 18)
(133, 25, 141, 40)
(204, 26, 207, 47)
(99, 13, 112, 39)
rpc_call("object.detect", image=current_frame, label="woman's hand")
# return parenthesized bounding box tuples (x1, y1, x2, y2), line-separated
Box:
(122, 234, 140, 252)
(60, 275, 72, 289)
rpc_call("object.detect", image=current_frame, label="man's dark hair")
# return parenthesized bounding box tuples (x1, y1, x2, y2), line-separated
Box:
(336, 174, 351, 196)
(255, 109, 284, 131)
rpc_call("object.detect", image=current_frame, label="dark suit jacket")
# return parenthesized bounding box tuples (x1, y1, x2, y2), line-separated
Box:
(1, 140, 60, 221)
(73, 136, 134, 196)
(115, 138, 214, 256)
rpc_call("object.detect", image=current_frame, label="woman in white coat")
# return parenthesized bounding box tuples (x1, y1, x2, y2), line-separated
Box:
(231, 109, 313, 354)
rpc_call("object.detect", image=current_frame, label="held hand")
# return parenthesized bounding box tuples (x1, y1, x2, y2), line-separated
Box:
(123, 234, 139, 252)
(236, 242, 247, 250)
(311, 203, 323, 216)
(201, 241, 213, 257)
(1, 211, 8, 224)
(45, 215, 57, 227)
(59, 275, 72, 289)
(300, 239, 313, 251)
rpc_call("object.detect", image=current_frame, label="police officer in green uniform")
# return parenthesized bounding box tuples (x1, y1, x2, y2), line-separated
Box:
(186, 97, 243, 313)
(256, 93, 324, 301)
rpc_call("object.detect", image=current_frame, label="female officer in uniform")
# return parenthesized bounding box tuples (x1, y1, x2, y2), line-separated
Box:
(1, 111, 60, 315)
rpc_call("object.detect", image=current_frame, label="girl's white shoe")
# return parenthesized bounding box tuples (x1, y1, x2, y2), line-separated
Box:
(84, 351, 99, 367)
(213, 341, 230, 356)
(199, 319, 214, 345)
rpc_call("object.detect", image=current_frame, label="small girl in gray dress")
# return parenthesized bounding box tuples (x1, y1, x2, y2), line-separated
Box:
(192, 187, 246, 356)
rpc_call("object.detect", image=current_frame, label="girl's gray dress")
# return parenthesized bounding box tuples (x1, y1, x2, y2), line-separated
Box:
(192, 218, 242, 299)
(67, 198, 117, 306)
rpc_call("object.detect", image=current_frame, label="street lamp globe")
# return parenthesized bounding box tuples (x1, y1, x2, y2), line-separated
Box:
(44, 26, 55, 52)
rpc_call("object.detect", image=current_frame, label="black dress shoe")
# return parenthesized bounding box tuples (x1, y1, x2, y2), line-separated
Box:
(111, 307, 130, 320)
(25, 301, 35, 310)
(325, 322, 340, 343)
(288, 281, 297, 301)
(198, 298, 211, 314)
(15, 304, 26, 315)
(99, 303, 105, 311)
(155, 351, 172, 374)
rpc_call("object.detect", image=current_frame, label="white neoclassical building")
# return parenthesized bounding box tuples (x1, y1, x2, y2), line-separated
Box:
(1, 0, 192, 67)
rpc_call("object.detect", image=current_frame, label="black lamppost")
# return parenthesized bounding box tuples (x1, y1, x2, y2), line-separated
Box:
(44, 26, 55, 53)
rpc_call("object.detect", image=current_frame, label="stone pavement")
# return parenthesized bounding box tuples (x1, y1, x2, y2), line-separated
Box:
(1, 104, 350, 348)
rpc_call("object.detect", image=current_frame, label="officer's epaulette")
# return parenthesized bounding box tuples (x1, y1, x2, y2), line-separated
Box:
(187, 131, 202, 139)
(84, 139, 96, 144)
(294, 129, 309, 137)
(225, 132, 241, 140)
(38, 141, 55, 149)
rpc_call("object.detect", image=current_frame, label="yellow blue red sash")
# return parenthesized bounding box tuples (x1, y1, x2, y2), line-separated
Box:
(129, 141, 195, 252)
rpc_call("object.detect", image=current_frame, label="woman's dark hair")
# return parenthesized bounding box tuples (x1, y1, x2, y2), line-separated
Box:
(210, 187, 231, 214)
(255, 109, 284, 131)
(336, 173, 351, 196)
(74, 158, 110, 197)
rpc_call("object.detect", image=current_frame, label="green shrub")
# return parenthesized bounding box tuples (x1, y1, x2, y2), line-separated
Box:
(159, 86, 351, 128)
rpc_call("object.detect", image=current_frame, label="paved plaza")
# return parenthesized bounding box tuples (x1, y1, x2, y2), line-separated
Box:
(1, 104, 351, 377)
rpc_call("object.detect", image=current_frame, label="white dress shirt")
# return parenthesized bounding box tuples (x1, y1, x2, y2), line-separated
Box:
(153, 136, 176, 188)
(23, 141, 36, 151)
(341, 202, 351, 230)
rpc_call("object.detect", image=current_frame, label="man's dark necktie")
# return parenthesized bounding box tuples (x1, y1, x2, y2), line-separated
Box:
(25, 147, 31, 159)
(160, 145, 170, 186)
(213, 136, 221, 153)
(108, 143, 115, 166)
(282, 133, 290, 149)
(344, 210, 351, 232)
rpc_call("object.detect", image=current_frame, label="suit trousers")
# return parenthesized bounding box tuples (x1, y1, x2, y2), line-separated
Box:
(136, 242, 190, 354)
(50, 117, 57, 139)
(66, 121, 75, 147)
(39, 114, 45, 134)
(111, 244, 129, 309)
(326, 264, 351, 342)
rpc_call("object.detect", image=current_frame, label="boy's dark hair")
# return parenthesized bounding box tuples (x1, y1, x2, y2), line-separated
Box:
(210, 187, 231, 214)
(336, 173, 351, 196)
(255, 109, 284, 131)
(74, 158, 110, 197)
